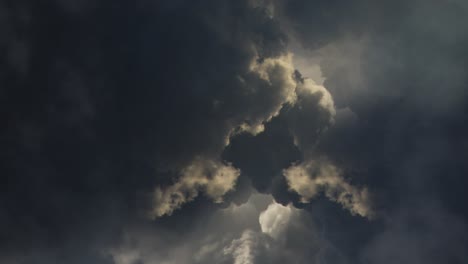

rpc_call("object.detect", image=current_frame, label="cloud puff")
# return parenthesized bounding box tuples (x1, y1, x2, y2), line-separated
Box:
(150, 158, 240, 218)
(237, 53, 297, 135)
(284, 159, 373, 218)
(259, 202, 293, 239)
(286, 73, 336, 154)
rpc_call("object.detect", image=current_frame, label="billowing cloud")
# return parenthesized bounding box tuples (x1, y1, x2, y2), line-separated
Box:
(2, 0, 468, 263)
(286, 72, 336, 154)
(0, 0, 305, 260)
(275, 0, 468, 262)
(150, 52, 307, 217)
(237, 53, 297, 135)
(284, 159, 373, 218)
(259, 202, 293, 239)
(150, 158, 240, 218)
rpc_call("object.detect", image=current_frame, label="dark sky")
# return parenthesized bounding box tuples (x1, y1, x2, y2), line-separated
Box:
(1, 0, 468, 263)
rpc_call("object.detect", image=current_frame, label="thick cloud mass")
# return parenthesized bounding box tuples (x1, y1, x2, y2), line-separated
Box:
(2, 0, 468, 263)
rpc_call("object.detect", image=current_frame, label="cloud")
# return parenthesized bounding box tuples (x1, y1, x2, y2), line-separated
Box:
(109, 194, 330, 264)
(223, 230, 259, 264)
(361, 202, 468, 264)
(284, 159, 373, 218)
(0, 0, 305, 260)
(259, 202, 293, 239)
(286, 72, 336, 155)
(236, 53, 297, 135)
(3, 0, 468, 263)
(273, 0, 468, 262)
(222, 63, 336, 197)
(150, 158, 240, 218)
(150, 52, 307, 217)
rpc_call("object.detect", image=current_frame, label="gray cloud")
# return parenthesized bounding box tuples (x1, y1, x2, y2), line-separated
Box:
(109, 194, 330, 264)
(2, 0, 468, 263)
(275, 0, 468, 262)
(0, 0, 302, 261)
(361, 202, 468, 264)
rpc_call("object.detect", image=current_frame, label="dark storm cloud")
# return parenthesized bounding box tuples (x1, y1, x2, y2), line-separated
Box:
(270, 0, 468, 263)
(2, 0, 468, 263)
(222, 112, 303, 194)
(223, 70, 335, 197)
(0, 0, 303, 262)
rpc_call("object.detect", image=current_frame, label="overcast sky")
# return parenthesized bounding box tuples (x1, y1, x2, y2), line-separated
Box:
(2, 0, 468, 263)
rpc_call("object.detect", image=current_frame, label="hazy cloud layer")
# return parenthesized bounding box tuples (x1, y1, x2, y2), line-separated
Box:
(109, 194, 329, 264)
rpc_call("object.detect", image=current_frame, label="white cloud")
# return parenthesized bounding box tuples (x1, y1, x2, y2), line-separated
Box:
(223, 230, 259, 264)
(259, 202, 293, 239)
(296, 78, 335, 117)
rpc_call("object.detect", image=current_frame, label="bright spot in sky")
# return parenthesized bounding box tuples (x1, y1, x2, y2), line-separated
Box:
(259, 202, 292, 239)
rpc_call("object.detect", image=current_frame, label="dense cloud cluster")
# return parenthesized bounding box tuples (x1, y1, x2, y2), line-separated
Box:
(1, 0, 468, 263)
